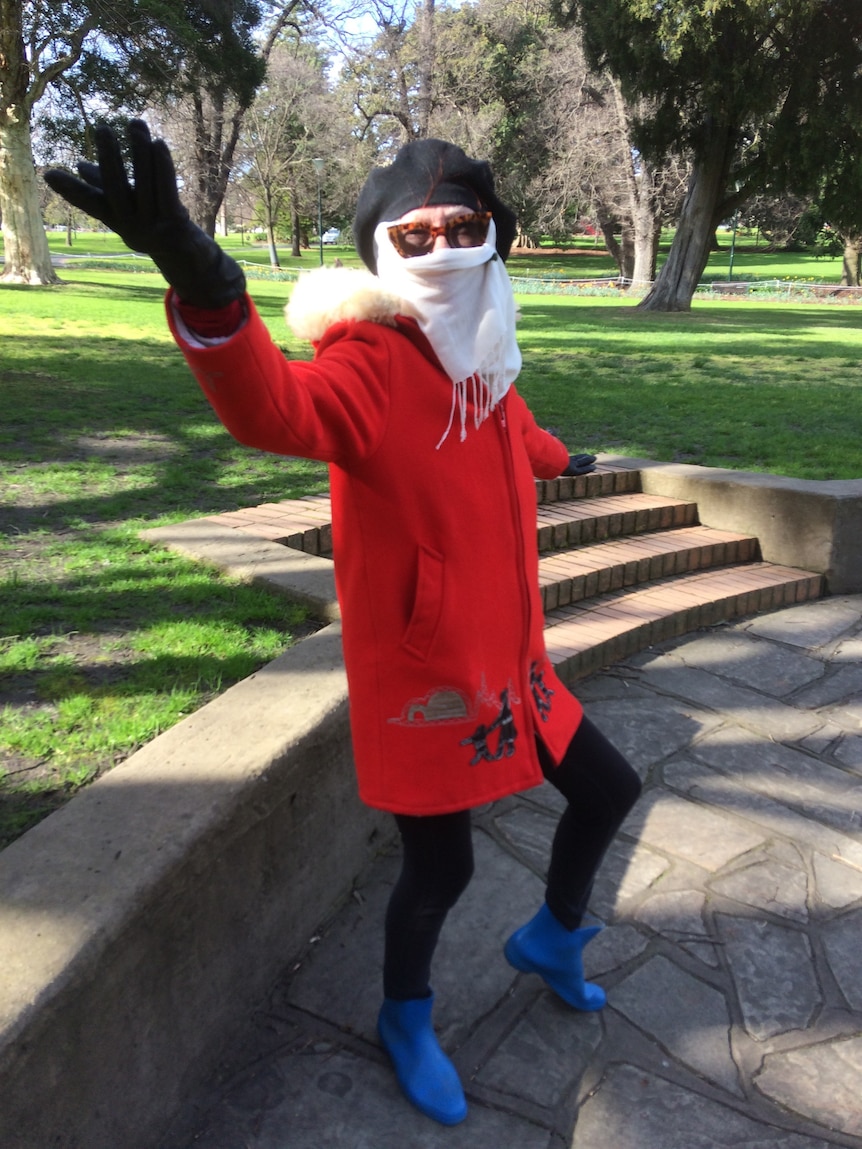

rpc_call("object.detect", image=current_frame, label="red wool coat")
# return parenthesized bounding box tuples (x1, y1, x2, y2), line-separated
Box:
(167, 274, 584, 815)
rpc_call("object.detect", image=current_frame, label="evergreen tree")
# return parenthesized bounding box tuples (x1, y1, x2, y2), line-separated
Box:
(560, 0, 862, 310)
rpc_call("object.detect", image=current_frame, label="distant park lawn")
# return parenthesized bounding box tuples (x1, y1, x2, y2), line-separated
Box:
(1, 257, 861, 847)
(32, 226, 850, 284)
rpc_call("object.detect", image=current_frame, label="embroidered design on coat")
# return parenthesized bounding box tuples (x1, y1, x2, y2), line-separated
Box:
(530, 660, 554, 722)
(461, 684, 519, 765)
(389, 688, 473, 726)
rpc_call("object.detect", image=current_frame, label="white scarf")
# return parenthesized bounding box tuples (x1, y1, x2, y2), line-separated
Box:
(373, 218, 522, 447)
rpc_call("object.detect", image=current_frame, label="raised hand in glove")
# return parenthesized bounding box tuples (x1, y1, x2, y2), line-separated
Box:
(44, 119, 245, 310)
(562, 453, 597, 476)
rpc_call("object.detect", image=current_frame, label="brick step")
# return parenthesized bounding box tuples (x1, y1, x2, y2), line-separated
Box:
(543, 562, 825, 683)
(203, 463, 641, 548)
(189, 466, 826, 684)
(205, 493, 333, 553)
(538, 526, 760, 611)
(536, 493, 698, 553)
(200, 475, 684, 559)
(535, 464, 641, 504)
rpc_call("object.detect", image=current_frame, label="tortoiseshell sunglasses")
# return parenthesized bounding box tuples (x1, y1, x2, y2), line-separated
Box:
(386, 211, 492, 258)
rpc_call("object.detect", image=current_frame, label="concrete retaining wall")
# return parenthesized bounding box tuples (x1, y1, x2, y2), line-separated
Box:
(0, 622, 391, 1149)
(602, 456, 862, 594)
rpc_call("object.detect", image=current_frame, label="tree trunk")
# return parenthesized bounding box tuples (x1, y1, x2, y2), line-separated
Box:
(190, 90, 227, 237)
(609, 83, 661, 289)
(0, 0, 59, 285)
(266, 231, 280, 267)
(290, 198, 301, 257)
(266, 223, 280, 268)
(618, 225, 634, 281)
(629, 162, 662, 289)
(416, 0, 435, 138)
(840, 235, 862, 286)
(638, 123, 735, 312)
(631, 220, 660, 289)
(0, 114, 58, 285)
(595, 207, 623, 273)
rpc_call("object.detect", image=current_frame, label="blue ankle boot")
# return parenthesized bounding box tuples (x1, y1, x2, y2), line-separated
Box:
(377, 993, 468, 1125)
(504, 903, 607, 1011)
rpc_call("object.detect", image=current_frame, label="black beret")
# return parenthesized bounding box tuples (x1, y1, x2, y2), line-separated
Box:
(353, 138, 518, 273)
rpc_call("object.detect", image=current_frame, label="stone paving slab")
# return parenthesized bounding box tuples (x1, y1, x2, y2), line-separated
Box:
(645, 628, 828, 696)
(160, 596, 862, 1149)
(755, 1036, 862, 1139)
(572, 1063, 841, 1149)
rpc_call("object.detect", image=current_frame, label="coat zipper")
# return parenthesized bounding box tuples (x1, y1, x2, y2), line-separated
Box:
(497, 402, 535, 742)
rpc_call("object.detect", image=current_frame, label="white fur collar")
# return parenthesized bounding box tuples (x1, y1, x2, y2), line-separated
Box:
(285, 266, 412, 343)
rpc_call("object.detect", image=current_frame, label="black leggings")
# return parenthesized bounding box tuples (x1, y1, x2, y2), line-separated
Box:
(383, 715, 642, 1000)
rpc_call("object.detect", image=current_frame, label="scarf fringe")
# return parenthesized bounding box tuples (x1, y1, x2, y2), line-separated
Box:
(435, 371, 506, 450)
(434, 333, 511, 449)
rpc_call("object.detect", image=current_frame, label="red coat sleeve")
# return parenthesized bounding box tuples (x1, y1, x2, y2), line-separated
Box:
(508, 388, 569, 479)
(165, 291, 392, 468)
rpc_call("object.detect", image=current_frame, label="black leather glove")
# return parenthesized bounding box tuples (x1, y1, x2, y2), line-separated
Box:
(44, 120, 245, 309)
(562, 453, 597, 476)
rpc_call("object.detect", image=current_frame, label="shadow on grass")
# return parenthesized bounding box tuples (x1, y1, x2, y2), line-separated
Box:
(1, 325, 327, 528)
(0, 788, 71, 849)
(0, 560, 316, 849)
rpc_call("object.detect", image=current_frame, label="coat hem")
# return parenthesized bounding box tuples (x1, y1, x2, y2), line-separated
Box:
(357, 771, 546, 816)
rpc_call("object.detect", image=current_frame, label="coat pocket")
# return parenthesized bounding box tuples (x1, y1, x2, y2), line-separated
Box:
(401, 546, 445, 661)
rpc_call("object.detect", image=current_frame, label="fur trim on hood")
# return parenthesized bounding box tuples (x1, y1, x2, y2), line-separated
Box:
(285, 266, 411, 343)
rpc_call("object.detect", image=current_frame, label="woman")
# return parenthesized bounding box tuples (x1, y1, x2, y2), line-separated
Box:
(46, 126, 641, 1127)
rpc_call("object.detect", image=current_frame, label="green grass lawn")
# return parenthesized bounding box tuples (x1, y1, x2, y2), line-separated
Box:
(1, 261, 861, 848)
(0, 269, 324, 847)
(42, 229, 358, 276)
(515, 296, 862, 478)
